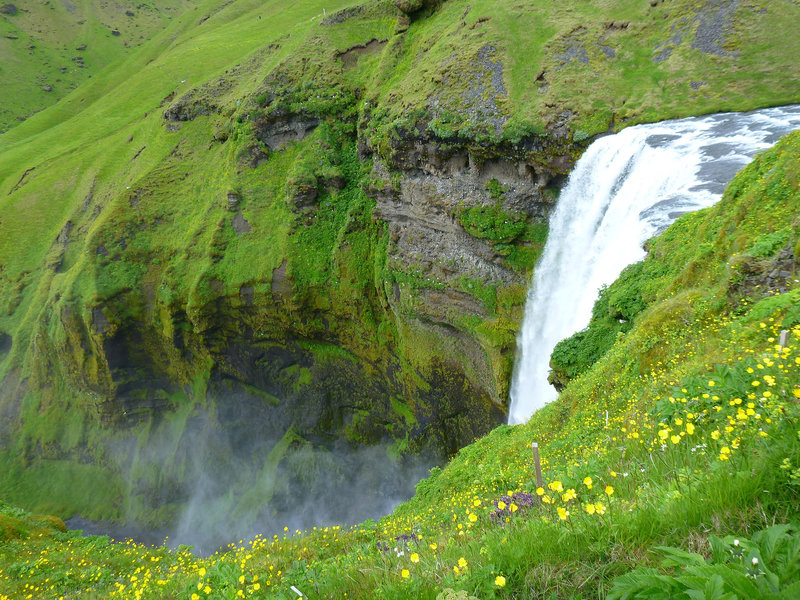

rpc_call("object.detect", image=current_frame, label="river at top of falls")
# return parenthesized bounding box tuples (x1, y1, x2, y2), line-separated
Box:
(508, 104, 800, 425)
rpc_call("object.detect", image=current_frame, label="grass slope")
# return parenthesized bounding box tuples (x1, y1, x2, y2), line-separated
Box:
(0, 0, 196, 133)
(0, 0, 800, 582)
(2, 119, 800, 600)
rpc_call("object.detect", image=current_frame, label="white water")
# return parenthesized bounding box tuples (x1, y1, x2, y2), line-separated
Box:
(508, 105, 800, 425)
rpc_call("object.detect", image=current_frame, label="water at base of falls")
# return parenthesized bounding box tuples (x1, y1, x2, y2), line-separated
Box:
(508, 105, 800, 425)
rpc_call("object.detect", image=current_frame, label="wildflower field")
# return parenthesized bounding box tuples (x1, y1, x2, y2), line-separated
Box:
(2, 104, 800, 600)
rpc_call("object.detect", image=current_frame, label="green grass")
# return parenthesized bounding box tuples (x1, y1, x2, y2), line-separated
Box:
(1, 0, 800, 592)
(551, 130, 800, 388)
(3, 88, 800, 600)
(0, 0, 193, 133)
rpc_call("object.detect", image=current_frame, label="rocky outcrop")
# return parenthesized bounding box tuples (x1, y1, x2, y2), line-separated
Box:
(728, 246, 797, 300)
(254, 112, 320, 151)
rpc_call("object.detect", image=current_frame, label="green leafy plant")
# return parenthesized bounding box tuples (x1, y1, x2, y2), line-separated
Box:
(608, 524, 800, 600)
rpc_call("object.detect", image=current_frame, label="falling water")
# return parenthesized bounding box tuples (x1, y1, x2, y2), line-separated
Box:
(508, 105, 800, 425)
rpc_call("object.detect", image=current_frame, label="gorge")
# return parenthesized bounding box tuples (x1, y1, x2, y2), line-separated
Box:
(2, 0, 800, 596)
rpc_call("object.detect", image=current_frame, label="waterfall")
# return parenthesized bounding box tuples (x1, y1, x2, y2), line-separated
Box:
(508, 105, 800, 425)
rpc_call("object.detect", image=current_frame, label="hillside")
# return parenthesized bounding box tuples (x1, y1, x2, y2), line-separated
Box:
(1, 125, 799, 599)
(0, 0, 196, 133)
(1, 0, 800, 563)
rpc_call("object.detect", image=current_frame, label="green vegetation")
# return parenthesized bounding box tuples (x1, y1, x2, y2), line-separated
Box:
(2, 130, 800, 598)
(0, 0, 192, 133)
(608, 525, 800, 599)
(1, 0, 800, 590)
(457, 192, 527, 250)
(550, 130, 800, 389)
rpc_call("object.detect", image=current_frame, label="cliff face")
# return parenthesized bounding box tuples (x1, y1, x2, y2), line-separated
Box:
(1, 0, 799, 526)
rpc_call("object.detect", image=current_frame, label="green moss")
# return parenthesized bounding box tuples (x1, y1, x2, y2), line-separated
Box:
(745, 228, 793, 258)
(457, 202, 527, 246)
(1, 0, 800, 547)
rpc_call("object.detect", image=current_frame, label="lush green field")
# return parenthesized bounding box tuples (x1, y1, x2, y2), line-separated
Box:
(0, 0, 195, 133)
(2, 125, 799, 600)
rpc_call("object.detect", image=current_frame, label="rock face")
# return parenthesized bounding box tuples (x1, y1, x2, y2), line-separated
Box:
(10, 0, 794, 531)
(0, 14, 588, 528)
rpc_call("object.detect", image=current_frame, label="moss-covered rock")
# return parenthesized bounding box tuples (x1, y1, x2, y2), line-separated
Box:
(1, 0, 799, 529)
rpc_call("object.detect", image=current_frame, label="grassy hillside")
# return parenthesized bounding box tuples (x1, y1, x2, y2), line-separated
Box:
(1, 0, 800, 563)
(0, 0, 196, 133)
(1, 126, 800, 600)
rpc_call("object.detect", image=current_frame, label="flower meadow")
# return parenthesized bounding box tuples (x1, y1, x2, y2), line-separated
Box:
(2, 129, 800, 600)
(2, 293, 799, 599)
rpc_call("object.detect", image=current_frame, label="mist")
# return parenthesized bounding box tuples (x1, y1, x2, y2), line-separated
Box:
(67, 394, 436, 555)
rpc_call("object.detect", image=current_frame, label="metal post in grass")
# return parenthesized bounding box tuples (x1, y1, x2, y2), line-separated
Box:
(780, 329, 789, 348)
(531, 442, 544, 489)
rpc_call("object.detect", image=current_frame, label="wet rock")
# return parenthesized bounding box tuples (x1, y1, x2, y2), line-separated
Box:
(163, 94, 217, 122)
(0, 333, 11, 358)
(254, 113, 320, 151)
(271, 260, 293, 300)
(239, 285, 254, 306)
(225, 191, 240, 210)
(231, 211, 251, 236)
(92, 307, 110, 335)
(691, 0, 740, 58)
